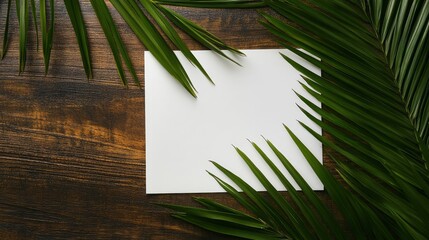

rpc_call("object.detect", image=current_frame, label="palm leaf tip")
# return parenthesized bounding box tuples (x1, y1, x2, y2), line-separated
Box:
(40, 0, 55, 75)
(157, 4, 245, 67)
(64, 0, 93, 79)
(1, 0, 12, 60)
(17, 0, 29, 73)
(90, 0, 142, 86)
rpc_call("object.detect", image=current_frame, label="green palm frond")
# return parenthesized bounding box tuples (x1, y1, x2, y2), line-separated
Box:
(16, 0, 29, 73)
(30, 0, 38, 50)
(164, 0, 429, 239)
(64, 0, 92, 79)
(1, 0, 12, 60)
(262, 1, 429, 236)
(40, 0, 54, 74)
(156, 4, 244, 65)
(90, 0, 140, 86)
(1, 0, 251, 96)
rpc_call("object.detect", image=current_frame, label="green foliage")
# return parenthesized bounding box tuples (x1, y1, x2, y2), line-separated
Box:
(17, 0, 29, 73)
(162, 0, 429, 239)
(40, 0, 54, 74)
(1, 0, 12, 60)
(89, 0, 140, 86)
(64, 0, 92, 79)
(0, 0, 246, 96)
(1, 0, 428, 239)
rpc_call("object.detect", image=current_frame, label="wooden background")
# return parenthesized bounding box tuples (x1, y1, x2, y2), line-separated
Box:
(0, 1, 336, 239)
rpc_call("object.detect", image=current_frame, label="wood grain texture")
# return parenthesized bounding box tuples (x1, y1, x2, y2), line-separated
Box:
(0, 1, 338, 239)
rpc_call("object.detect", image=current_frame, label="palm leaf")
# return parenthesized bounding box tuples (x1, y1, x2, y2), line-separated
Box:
(16, 0, 29, 73)
(30, 0, 38, 50)
(40, 0, 54, 74)
(89, 0, 139, 87)
(64, 0, 92, 79)
(1, 0, 246, 96)
(109, 0, 195, 94)
(157, 4, 244, 65)
(1, 0, 12, 59)
(141, 0, 214, 83)
(261, 1, 429, 236)
(164, 0, 429, 239)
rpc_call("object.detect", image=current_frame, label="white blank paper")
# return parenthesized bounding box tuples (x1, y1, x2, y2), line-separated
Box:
(145, 49, 322, 194)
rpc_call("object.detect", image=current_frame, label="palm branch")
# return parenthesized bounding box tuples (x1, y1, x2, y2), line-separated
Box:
(1, 0, 252, 96)
(161, 0, 429, 239)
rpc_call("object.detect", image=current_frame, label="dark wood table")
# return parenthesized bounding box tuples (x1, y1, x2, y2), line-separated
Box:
(0, 1, 336, 239)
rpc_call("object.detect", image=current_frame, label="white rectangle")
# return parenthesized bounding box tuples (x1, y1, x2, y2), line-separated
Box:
(145, 49, 322, 194)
